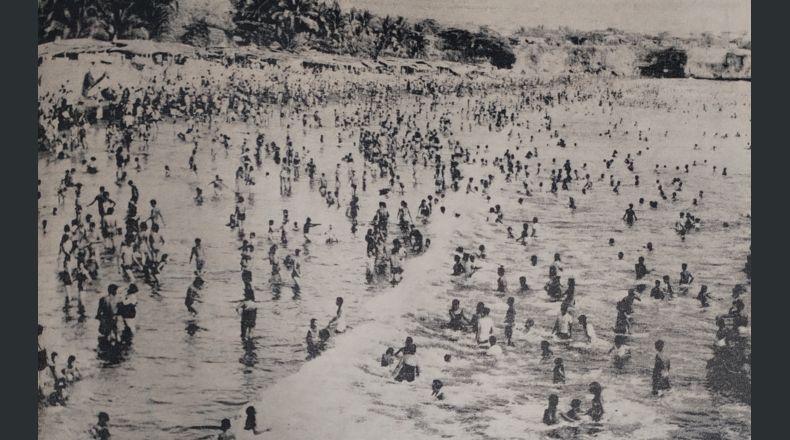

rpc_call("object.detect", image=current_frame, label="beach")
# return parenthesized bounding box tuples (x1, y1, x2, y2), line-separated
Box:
(38, 46, 750, 440)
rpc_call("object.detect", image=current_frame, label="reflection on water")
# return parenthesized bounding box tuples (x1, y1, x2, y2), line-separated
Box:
(39, 78, 749, 439)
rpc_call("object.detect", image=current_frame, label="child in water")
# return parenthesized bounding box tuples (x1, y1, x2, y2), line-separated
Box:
(519, 276, 530, 292)
(431, 379, 445, 400)
(64, 355, 82, 383)
(561, 399, 583, 422)
(541, 340, 553, 360)
(381, 347, 395, 367)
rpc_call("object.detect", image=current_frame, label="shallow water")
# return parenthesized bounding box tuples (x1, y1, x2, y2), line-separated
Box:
(38, 77, 750, 439)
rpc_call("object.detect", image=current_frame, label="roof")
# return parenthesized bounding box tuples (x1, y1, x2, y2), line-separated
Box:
(39, 39, 197, 59)
(109, 40, 196, 56)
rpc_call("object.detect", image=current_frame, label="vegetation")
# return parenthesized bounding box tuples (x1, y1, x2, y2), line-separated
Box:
(39, 0, 178, 42)
(39, 0, 750, 71)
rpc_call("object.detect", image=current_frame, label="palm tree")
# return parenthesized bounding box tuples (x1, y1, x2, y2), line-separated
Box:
(316, 0, 345, 47)
(372, 14, 396, 59)
(39, 0, 102, 42)
(349, 8, 374, 38)
(83, 0, 178, 40)
(129, 0, 178, 39)
(270, 0, 319, 49)
(402, 28, 427, 58)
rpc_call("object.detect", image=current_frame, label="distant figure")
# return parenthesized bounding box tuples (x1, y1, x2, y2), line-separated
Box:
(623, 203, 638, 226)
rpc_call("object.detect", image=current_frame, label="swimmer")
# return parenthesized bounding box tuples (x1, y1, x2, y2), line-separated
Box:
(561, 399, 583, 422)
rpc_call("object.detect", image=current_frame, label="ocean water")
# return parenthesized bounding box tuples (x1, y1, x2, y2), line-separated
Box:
(38, 77, 750, 439)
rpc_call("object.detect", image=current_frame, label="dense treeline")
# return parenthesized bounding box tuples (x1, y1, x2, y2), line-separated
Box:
(39, 0, 517, 68)
(37, 1, 751, 70)
(38, 0, 179, 42)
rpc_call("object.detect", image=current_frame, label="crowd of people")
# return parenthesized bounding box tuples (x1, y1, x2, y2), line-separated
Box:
(37, 48, 750, 438)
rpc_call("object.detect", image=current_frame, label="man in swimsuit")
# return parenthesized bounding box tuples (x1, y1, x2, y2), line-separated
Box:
(189, 238, 205, 277)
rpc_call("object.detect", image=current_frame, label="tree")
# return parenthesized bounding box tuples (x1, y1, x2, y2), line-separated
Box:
(270, 0, 319, 49)
(38, 0, 178, 42)
(371, 15, 399, 59)
(315, 1, 345, 47)
(95, 0, 178, 40)
(181, 17, 211, 46)
(39, 0, 103, 42)
(128, 0, 178, 39)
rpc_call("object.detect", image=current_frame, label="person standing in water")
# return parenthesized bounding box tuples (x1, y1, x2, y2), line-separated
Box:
(236, 288, 257, 341)
(623, 203, 638, 226)
(652, 339, 671, 396)
(328, 297, 347, 333)
(189, 238, 205, 278)
(552, 303, 574, 340)
(306, 318, 320, 359)
(185, 278, 203, 316)
(475, 307, 494, 345)
(543, 394, 559, 425)
(586, 382, 605, 421)
(679, 263, 694, 293)
(394, 337, 419, 382)
(504, 297, 516, 346)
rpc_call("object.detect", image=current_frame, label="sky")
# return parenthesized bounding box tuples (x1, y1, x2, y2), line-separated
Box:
(335, 0, 751, 37)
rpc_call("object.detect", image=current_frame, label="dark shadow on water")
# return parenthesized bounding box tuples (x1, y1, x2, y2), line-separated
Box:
(186, 320, 208, 336)
(705, 342, 751, 405)
(97, 336, 133, 366)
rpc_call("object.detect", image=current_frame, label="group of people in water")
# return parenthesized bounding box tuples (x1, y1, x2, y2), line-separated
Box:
(37, 46, 750, 438)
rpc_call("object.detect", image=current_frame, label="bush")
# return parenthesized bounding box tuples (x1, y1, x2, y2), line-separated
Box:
(438, 28, 516, 69)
